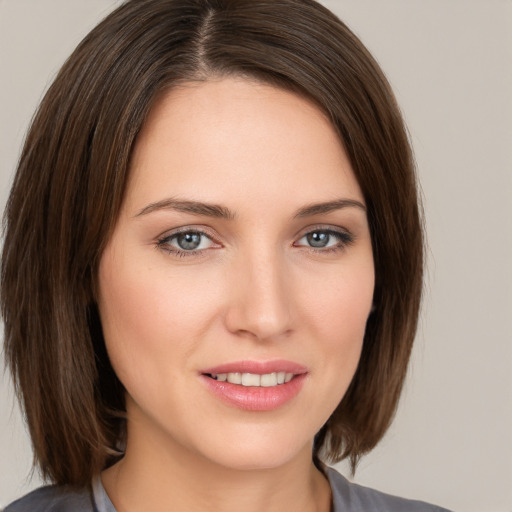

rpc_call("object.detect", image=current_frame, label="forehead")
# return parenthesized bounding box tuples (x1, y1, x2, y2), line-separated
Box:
(125, 77, 363, 214)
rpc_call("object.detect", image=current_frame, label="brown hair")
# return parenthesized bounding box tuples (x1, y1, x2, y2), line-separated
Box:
(2, 0, 422, 487)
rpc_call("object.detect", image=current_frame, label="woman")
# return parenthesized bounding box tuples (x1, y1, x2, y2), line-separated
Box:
(2, 0, 451, 510)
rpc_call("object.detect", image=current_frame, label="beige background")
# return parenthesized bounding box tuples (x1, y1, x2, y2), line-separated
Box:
(1, 1, 511, 511)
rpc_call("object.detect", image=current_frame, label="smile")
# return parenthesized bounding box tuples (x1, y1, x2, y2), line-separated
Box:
(208, 372, 295, 387)
(200, 361, 307, 411)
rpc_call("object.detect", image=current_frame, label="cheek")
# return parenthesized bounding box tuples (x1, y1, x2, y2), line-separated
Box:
(303, 259, 374, 340)
(300, 259, 374, 388)
(96, 245, 218, 387)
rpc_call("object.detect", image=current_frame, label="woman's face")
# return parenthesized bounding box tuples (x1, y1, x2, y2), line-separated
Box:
(98, 77, 374, 471)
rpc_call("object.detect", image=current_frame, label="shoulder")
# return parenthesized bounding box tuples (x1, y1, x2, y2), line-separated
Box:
(326, 467, 453, 512)
(3, 484, 95, 512)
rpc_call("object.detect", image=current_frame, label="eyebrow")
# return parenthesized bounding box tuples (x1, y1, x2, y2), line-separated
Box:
(134, 197, 366, 220)
(135, 198, 236, 220)
(293, 199, 366, 218)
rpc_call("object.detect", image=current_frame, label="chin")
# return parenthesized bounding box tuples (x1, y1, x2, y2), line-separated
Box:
(192, 426, 313, 472)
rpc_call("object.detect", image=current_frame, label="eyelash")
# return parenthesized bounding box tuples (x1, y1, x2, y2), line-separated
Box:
(156, 228, 216, 258)
(156, 227, 354, 258)
(294, 228, 354, 254)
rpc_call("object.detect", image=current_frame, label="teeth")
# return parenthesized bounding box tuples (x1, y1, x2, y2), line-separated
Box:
(227, 372, 242, 384)
(260, 373, 277, 387)
(242, 373, 260, 386)
(212, 371, 295, 387)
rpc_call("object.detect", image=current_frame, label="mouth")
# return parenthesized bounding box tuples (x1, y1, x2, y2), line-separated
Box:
(205, 371, 295, 387)
(200, 361, 307, 411)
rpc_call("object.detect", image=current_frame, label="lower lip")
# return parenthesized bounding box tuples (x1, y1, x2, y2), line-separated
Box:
(200, 374, 307, 411)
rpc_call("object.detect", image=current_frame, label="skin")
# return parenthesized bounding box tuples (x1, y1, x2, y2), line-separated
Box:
(98, 77, 375, 512)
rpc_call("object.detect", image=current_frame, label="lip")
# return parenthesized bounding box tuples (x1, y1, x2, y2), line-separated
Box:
(201, 359, 308, 376)
(200, 360, 308, 412)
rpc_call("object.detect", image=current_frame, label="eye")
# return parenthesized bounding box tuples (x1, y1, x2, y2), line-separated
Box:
(295, 228, 353, 251)
(157, 229, 216, 256)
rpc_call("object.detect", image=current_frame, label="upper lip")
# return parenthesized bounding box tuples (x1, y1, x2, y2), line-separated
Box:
(200, 360, 308, 376)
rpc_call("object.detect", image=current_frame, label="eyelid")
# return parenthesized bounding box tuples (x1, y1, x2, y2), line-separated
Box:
(293, 225, 355, 250)
(155, 226, 222, 257)
(294, 223, 353, 239)
(156, 225, 218, 241)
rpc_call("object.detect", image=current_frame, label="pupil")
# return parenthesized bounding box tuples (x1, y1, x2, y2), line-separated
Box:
(307, 231, 329, 248)
(177, 232, 201, 250)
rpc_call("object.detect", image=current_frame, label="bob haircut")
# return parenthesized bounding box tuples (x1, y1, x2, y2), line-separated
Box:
(1, 0, 423, 487)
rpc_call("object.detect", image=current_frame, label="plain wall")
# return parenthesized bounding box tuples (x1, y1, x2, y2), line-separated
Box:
(0, 1, 511, 511)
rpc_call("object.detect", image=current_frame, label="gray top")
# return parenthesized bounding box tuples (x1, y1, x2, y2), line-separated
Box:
(3, 466, 452, 512)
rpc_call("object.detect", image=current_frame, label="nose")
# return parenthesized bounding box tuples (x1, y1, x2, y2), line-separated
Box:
(224, 249, 293, 341)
